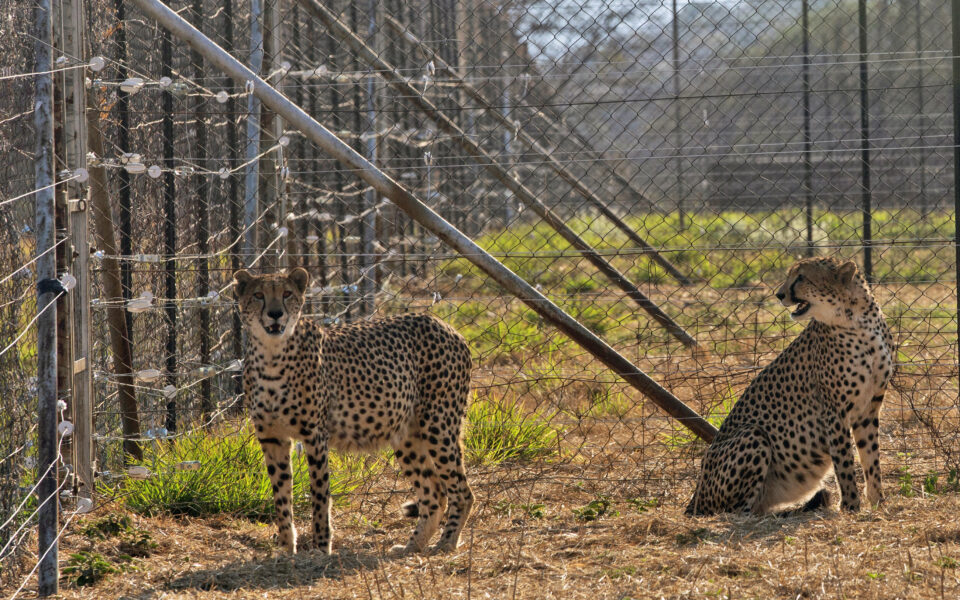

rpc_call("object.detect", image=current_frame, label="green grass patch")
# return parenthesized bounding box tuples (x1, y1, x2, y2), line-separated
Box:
(572, 495, 618, 522)
(897, 465, 915, 498)
(936, 557, 960, 569)
(493, 500, 546, 520)
(627, 497, 658, 513)
(61, 551, 121, 587)
(79, 513, 133, 540)
(103, 424, 381, 519)
(465, 394, 561, 465)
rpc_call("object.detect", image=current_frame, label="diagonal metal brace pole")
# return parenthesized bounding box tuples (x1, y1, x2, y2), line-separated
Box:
(128, 0, 717, 441)
(298, 0, 697, 349)
(382, 13, 692, 286)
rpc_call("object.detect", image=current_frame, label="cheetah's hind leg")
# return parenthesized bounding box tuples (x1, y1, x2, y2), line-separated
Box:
(395, 443, 472, 555)
(388, 436, 444, 557)
(686, 428, 772, 516)
(428, 437, 472, 553)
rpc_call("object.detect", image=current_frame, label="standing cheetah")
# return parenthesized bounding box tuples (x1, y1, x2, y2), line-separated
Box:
(686, 257, 894, 515)
(233, 268, 474, 555)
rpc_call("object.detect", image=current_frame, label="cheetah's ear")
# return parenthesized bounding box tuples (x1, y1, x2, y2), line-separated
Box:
(232, 269, 253, 298)
(837, 260, 858, 285)
(288, 267, 310, 295)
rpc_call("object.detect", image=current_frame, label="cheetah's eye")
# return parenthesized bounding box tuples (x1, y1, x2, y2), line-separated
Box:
(283, 290, 292, 299)
(795, 273, 804, 282)
(253, 292, 264, 301)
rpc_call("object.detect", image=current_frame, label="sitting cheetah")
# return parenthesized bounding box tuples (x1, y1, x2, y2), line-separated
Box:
(686, 257, 894, 515)
(233, 268, 474, 555)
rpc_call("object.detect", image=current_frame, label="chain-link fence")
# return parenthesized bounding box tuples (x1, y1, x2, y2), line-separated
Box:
(3, 0, 960, 593)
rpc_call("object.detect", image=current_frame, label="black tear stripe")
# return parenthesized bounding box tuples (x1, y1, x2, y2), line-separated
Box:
(788, 277, 800, 303)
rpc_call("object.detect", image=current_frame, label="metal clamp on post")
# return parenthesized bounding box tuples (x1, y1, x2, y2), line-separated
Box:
(37, 278, 67, 296)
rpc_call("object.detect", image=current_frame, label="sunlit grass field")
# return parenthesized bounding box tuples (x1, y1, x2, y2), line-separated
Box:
(8, 207, 960, 599)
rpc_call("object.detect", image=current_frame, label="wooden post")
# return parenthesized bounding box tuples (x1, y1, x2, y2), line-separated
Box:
(114, 0, 134, 344)
(952, 0, 960, 395)
(86, 91, 142, 461)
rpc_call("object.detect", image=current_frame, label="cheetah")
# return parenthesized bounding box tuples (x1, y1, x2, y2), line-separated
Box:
(686, 257, 894, 515)
(232, 268, 474, 555)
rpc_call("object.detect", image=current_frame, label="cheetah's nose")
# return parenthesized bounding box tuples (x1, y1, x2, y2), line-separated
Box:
(775, 291, 785, 301)
(267, 309, 283, 320)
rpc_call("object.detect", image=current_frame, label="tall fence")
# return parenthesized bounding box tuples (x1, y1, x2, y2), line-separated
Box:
(2, 0, 960, 594)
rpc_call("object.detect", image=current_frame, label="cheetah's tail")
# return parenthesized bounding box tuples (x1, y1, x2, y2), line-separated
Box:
(400, 501, 419, 519)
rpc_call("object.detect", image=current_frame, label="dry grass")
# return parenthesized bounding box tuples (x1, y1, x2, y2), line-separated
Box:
(5, 281, 957, 598)
(6, 486, 960, 599)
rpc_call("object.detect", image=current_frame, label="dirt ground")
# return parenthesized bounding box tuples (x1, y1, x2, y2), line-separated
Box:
(7, 489, 960, 600)
(4, 281, 956, 599)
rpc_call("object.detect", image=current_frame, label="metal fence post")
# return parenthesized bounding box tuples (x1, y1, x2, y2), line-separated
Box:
(500, 53, 514, 227)
(672, 0, 685, 229)
(34, 0, 59, 593)
(60, 0, 92, 500)
(223, 0, 244, 409)
(244, 0, 264, 267)
(802, 0, 814, 257)
(916, 0, 928, 215)
(361, 0, 378, 315)
(262, 0, 283, 269)
(952, 0, 960, 390)
(859, 0, 873, 281)
(190, 0, 212, 422)
(161, 24, 178, 433)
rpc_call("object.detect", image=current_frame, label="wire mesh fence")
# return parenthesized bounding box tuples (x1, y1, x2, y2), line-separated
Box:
(2, 0, 960, 593)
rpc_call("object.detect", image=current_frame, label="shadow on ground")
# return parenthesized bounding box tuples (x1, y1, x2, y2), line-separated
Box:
(165, 547, 387, 592)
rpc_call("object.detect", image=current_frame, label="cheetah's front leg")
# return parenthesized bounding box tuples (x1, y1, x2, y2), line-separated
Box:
(303, 432, 333, 554)
(259, 435, 297, 553)
(852, 394, 884, 506)
(825, 417, 861, 512)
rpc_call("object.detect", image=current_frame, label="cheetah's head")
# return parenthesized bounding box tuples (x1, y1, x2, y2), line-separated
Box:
(232, 268, 310, 342)
(775, 257, 870, 326)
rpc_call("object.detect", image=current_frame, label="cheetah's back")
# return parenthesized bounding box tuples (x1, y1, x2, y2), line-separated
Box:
(323, 314, 472, 452)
